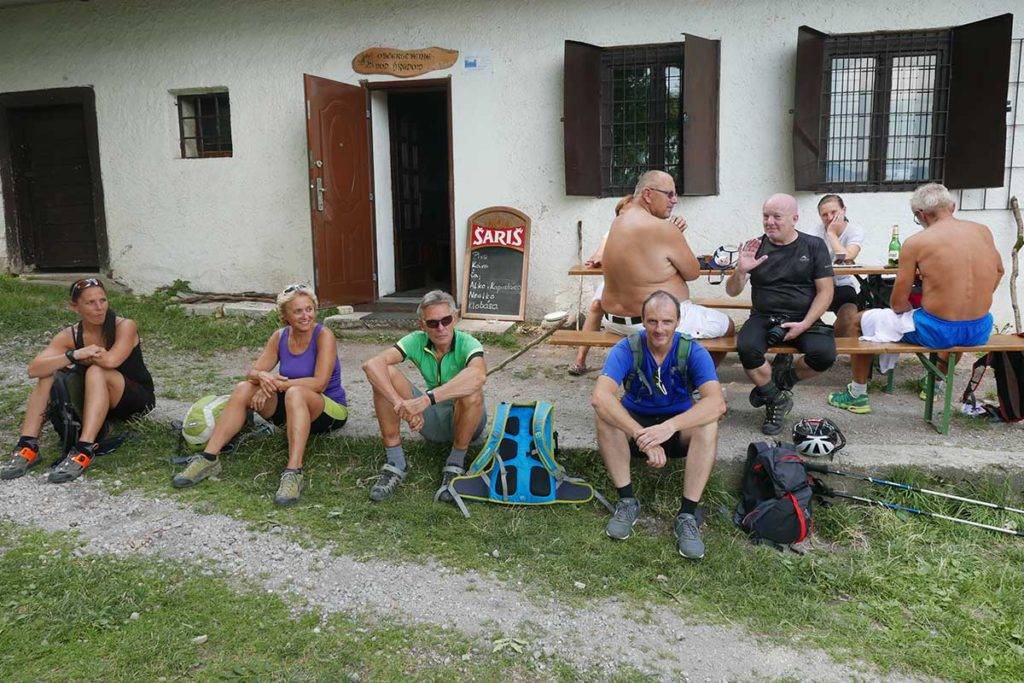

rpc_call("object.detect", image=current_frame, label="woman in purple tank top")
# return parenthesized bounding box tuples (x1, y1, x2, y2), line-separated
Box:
(171, 284, 347, 506)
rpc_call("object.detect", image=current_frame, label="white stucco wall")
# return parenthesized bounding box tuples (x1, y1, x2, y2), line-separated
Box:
(370, 89, 396, 297)
(0, 0, 1020, 322)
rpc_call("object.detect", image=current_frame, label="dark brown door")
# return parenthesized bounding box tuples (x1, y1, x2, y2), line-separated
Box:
(304, 74, 375, 306)
(9, 104, 99, 269)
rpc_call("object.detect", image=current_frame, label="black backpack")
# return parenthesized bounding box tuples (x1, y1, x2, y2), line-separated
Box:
(961, 338, 1024, 423)
(47, 369, 119, 462)
(734, 442, 813, 546)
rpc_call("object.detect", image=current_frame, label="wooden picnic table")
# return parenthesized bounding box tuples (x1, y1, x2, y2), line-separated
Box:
(569, 264, 899, 277)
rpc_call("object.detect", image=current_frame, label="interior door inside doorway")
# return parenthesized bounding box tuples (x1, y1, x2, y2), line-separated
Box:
(387, 90, 452, 299)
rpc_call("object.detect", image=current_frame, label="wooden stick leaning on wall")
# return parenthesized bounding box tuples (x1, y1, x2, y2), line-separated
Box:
(487, 313, 568, 376)
(1010, 196, 1023, 334)
(576, 220, 583, 332)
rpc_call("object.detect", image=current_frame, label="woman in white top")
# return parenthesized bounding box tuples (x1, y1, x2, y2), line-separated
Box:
(809, 194, 865, 336)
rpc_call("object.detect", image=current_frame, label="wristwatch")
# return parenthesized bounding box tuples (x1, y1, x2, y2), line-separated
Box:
(65, 349, 77, 364)
(426, 390, 437, 406)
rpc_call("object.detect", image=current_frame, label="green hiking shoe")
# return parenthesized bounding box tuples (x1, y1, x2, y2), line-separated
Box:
(274, 470, 305, 506)
(172, 454, 222, 488)
(918, 376, 944, 401)
(673, 512, 705, 560)
(2, 444, 42, 481)
(827, 385, 872, 414)
(369, 463, 407, 502)
(606, 497, 641, 540)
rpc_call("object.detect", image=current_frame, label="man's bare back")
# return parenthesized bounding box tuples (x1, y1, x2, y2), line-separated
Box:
(904, 217, 1003, 320)
(601, 206, 700, 317)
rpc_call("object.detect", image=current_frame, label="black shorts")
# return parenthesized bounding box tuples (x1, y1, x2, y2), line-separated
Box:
(109, 376, 155, 421)
(269, 391, 348, 434)
(627, 411, 689, 460)
(829, 285, 859, 313)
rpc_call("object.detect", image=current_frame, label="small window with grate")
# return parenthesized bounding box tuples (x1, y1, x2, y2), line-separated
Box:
(176, 91, 232, 159)
(600, 44, 683, 196)
(564, 36, 720, 197)
(794, 15, 1014, 192)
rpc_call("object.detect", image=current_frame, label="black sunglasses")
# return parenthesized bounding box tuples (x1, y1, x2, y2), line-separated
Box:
(423, 314, 454, 329)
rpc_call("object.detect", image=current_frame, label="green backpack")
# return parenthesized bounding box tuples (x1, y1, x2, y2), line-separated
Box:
(622, 332, 692, 398)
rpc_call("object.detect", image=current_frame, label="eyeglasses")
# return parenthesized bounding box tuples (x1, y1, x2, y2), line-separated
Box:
(648, 188, 677, 200)
(912, 212, 922, 226)
(423, 314, 454, 329)
(653, 367, 668, 395)
(283, 283, 312, 294)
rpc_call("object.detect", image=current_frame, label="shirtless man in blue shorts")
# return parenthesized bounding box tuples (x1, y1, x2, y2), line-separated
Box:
(828, 183, 1004, 413)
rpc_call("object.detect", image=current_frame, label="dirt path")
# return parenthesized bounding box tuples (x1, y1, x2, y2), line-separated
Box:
(0, 475, 912, 682)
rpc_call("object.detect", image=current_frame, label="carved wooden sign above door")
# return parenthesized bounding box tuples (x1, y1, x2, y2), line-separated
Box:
(352, 47, 459, 78)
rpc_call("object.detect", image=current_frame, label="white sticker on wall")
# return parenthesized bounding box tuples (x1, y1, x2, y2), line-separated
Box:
(462, 51, 491, 72)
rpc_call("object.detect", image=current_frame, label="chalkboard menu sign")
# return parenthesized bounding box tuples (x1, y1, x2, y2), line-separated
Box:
(461, 206, 531, 321)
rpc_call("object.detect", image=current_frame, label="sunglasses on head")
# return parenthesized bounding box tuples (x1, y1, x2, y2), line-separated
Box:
(70, 278, 102, 296)
(283, 283, 312, 294)
(423, 314, 454, 329)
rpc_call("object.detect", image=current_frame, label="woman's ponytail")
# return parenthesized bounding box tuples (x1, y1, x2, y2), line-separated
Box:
(102, 308, 117, 349)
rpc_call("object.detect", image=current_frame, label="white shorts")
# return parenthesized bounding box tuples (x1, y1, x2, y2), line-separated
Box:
(592, 280, 604, 304)
(602, 299, 731, 339)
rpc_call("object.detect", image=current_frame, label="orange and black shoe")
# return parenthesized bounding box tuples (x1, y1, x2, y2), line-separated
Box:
(48, 445, 95, 484)
(1, 443, 42, 480)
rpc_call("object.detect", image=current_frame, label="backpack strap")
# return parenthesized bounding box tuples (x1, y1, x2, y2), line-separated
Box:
(623, 333, 655, 397)
(531, 401, 560, 474)
(673, 333, 692, 390)
(451, 402, 512, 517)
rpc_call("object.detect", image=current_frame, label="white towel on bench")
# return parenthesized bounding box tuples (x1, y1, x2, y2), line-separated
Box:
(859, 308, 917, 373)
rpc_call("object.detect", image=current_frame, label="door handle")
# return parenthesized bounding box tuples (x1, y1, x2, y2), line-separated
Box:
(315, 177, 324, 212)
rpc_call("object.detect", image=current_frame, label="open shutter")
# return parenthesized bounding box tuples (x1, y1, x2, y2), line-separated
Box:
(944, 14, 1013, 189)
(564, 40, 603, 196)
(793, 26, 827, 191)
(682, 34, 720, 196)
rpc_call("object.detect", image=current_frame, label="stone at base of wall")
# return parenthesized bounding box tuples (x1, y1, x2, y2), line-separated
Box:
(177, 302, 224, 317)
(323, 312, 372, 330)
(223, 301, 277, 318)
(456, 319, 515, 334)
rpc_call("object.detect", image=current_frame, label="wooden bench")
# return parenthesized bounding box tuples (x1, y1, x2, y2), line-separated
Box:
(691, 297, 752, 310)
(549, 330, 1024, 434)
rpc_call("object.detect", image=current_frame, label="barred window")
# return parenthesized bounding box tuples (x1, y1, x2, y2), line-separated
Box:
(564, 36, 720, 197)
(600, 45, 683, 196)
(176, 91, 232, 159)
(794, 15, 1013, 193)
(823, 32, 949, 190)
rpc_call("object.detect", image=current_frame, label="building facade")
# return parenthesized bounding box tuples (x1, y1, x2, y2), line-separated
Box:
(0, 0, 1020, 321)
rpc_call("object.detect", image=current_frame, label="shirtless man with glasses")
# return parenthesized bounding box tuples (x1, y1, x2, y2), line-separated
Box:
(601, 170, 734, 364)
(361, 290, 488, 504)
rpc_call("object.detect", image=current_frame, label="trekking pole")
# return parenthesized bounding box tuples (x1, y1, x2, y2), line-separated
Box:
(812, 480, 1024, 538)
(803, 461, 1024, 517)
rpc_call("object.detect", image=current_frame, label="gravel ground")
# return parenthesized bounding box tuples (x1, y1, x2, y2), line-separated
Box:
(0, 475, 912, 682)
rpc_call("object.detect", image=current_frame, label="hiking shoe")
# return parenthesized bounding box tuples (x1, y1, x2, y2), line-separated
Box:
(761, 391, 793, 436)
(274, 470, 305, 506)
(771, 353, 796, 391)
(673, 512, 705, 560)
(918, 376, 944, 401)
(48, 447, 94, 484)
(434, 464, 465, 504)
(827, 385, 872, 414)
(369, 463, 407, 502)
(606, 497, 641, 540)
(172, 454, 222, 488)
(2, 444, 42, 480)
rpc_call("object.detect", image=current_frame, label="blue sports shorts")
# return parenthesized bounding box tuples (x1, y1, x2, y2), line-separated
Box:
(900, 308, 992, 349)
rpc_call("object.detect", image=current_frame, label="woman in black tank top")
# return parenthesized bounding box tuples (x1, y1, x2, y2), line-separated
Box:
(2, 278, 155, 484)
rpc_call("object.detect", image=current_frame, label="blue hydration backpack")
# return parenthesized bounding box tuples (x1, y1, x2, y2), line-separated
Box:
(447, 402, 613, 517)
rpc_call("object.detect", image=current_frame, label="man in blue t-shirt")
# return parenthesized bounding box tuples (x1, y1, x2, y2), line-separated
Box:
(592, 290, 726, 560)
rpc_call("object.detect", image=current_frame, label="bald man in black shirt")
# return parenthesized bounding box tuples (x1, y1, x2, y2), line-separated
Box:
(726, 194, 836, 435)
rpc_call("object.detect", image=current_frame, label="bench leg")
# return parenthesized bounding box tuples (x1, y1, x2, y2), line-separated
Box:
(917, 352, 959, 434)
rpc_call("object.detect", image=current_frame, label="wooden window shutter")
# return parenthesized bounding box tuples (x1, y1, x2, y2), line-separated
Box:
(564, 40, 603, 196)
(944, 13, 1013, 189)
(682, 34, 720, 196)
(793, 26, 827, 191)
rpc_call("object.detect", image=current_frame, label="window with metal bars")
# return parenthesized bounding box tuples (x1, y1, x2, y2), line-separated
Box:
(794, 15, 1013, 193)
(600, 44, 683, 196)
(822, 31, 949, 190)
(176, 91, 232, 159)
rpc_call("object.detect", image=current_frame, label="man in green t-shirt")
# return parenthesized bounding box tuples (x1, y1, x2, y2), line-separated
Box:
(362, 290, 488, 503)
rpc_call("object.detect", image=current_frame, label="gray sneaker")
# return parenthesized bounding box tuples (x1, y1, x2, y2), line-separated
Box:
(2, 445, 42, 481)
(761, 391, 793, 436)
(274, 470, 305, 506)
(48, 448, 94, 484)
(172, 454, 222, 488)
(606, 497, 641, 540)
(369, 463, 407, 502)
(674, 512, 705, 560)
(434, 464, 465, 504)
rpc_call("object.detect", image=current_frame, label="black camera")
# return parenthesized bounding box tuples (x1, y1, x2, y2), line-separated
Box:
(765, 315, 789, 346)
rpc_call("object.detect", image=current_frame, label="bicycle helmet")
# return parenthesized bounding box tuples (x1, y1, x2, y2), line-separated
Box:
(792, 417, 846, 458)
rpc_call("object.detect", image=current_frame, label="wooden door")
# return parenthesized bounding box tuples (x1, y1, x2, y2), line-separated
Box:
(389, 95, 425, 291)
(10, 104, 98, 269)
(304, 74, 375, 306)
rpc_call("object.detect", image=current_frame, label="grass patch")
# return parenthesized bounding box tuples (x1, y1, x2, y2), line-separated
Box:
(0, 524, 581, 682)
(64, 419, 1024, 682)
